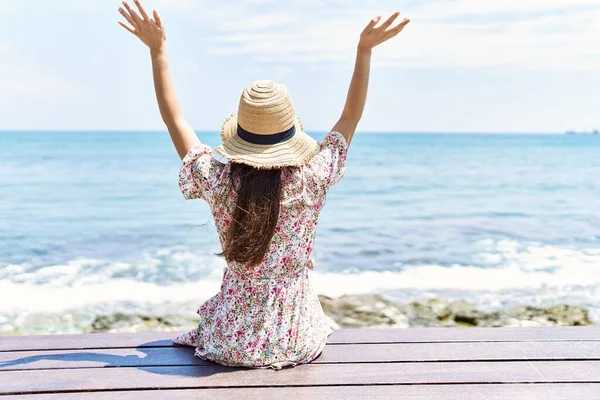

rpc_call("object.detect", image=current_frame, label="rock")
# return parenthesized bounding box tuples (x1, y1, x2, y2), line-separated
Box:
(398, 298, 484, 327)
(544, 304, 592, 326)
(320, 295, 594, 329)
(87, 313, 140, 332)
(497, 304, 592, 327)
(319, 294, 409, 328)
(86, 313, 199, 333)
(449, 300, 487, 327)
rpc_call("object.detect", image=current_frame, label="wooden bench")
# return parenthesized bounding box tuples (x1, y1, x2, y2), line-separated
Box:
(1, 326, 600, 399)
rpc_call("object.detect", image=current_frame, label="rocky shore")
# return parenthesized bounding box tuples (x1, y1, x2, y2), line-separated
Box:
(319, 294, 594, 329)
(1, 294, 593, 335)
(85, 294, 594, 333)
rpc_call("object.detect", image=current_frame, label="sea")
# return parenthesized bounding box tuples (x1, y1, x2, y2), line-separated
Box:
(1, 131, 600, 333)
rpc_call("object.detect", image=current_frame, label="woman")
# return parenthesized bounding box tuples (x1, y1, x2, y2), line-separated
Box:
(118, 0, 410, 370)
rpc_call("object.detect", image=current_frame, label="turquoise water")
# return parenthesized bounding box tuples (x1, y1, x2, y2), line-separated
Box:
(2, 131, 600, 330)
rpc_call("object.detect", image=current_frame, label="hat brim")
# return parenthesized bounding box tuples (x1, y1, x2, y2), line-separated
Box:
(215, 113, 319, 169)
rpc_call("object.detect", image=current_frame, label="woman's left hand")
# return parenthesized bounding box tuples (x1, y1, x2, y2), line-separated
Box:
(358, 12, 410, 52)
(118, 0, 166, 52)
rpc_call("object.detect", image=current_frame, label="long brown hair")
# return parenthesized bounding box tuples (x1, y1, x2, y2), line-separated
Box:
(218, 163, 282, 267)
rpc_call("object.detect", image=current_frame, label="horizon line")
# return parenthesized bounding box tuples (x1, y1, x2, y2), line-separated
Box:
(0, 129, 570, 135)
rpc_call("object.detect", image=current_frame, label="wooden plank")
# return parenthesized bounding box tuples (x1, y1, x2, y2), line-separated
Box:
(328, 326, 600, 344)
(2, 326, 600, 352)
(2, 341, 600, 371)
(0, 332, 170, 352)
(3, 383, 600, 400)
(1, 361, 599, 394)
(319, 341, 600, 363)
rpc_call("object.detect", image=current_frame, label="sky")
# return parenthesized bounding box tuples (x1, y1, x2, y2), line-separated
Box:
(0, 0, 599, 133)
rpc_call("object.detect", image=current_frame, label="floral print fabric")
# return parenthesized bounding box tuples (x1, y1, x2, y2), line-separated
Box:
(173, 131, 348, 370)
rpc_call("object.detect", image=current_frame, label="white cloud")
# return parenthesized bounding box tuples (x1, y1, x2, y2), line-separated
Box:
(386, 8, 600, 70)
(417, 0, 599, 19)
(149, 0, 600, 71)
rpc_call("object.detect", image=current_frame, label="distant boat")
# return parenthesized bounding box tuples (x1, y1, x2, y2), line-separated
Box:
(565, 129, 599, 135)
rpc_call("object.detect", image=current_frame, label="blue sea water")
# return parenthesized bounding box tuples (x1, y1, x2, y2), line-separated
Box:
(1, 131, 600, 331)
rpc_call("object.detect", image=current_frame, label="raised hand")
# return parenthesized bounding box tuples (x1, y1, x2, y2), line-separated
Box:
(359, 12, 410, 51)
(118, 0, 166, 52)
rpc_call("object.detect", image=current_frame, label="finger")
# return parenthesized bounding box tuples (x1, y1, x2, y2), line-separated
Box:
(378, 11, 400, 30)
(153, 9, 163, 29)
(123, 1, 143, 26)
(133, 0, 150, 21)
(362, 15, 381, 34)
(388, 18, 411, 34)
(118, 7, 139, 29)
(118, 20, 138, 35)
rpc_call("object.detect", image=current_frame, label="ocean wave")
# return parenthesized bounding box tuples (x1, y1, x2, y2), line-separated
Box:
(1, 240, 600, 316)
(0, 246, 227, 286)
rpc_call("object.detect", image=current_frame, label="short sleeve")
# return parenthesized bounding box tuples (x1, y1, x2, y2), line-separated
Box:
(305, 130, 348, 192)
(178, 143, 225, 203)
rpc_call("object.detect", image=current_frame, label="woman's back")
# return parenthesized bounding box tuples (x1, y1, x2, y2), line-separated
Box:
(178, 130, 348, 280)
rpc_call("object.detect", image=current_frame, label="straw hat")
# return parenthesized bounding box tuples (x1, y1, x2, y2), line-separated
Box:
(215, 80, 319, 169)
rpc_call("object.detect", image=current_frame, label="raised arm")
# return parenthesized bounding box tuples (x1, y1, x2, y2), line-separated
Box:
(118, 0, 200, 160)
(332, 12, 410, 147)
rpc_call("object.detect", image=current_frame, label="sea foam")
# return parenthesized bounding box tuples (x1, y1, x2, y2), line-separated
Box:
(1, 240, 599, 318)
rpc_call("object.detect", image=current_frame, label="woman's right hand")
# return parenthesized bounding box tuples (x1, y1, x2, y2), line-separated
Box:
(118, 0, 166, 53)
(358, 12, 410, 52)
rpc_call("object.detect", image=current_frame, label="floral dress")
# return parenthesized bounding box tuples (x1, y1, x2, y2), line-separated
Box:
(173, 131, 348, 370)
